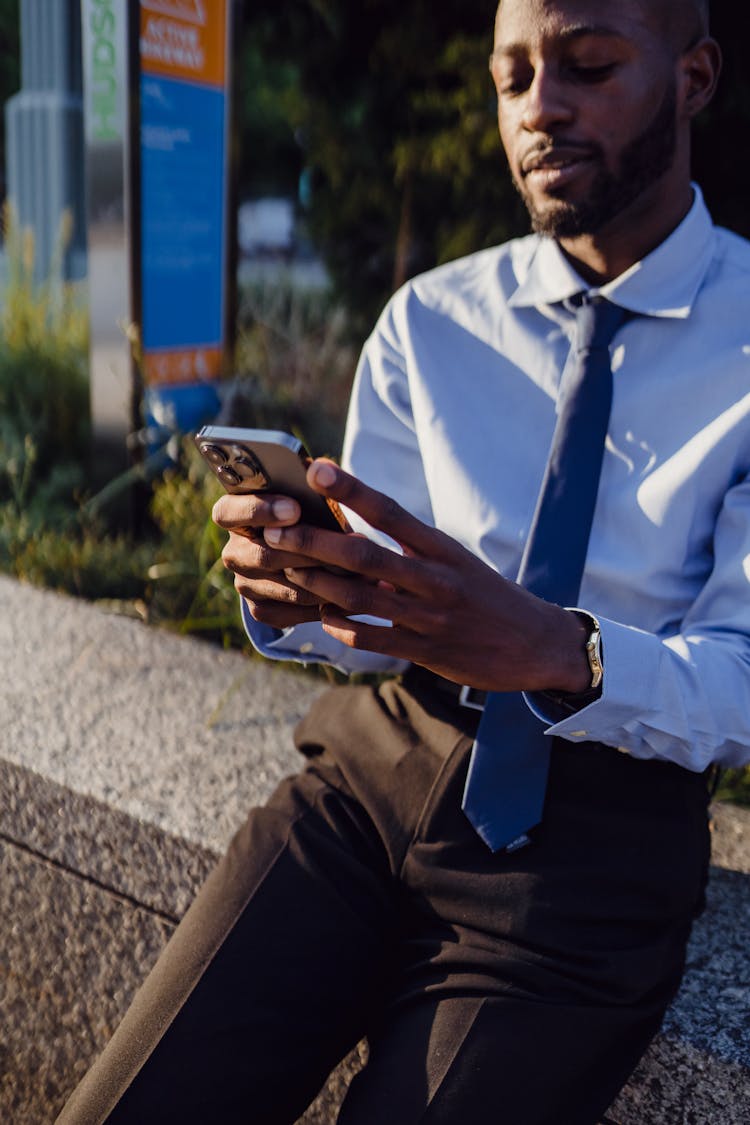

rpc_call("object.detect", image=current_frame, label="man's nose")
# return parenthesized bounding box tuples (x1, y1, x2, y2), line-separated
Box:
(521, 67, 574, 133)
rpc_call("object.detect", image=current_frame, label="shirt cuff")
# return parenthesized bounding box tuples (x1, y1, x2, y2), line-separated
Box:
(241, 598, 409, 675)
(524, 615, 662, 743)
(241, 600, 340, 666)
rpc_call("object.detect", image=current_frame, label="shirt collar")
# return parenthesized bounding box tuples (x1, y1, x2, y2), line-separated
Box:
(509, 184, 716, 320)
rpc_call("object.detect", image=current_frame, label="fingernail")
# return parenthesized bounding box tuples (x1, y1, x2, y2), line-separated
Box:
(272, 499, 298, 522)
(264, 527, 282, 544)
(311, 461, 337, 487)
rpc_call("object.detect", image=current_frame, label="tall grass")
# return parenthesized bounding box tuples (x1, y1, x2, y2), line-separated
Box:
(0, 204, 92, 563)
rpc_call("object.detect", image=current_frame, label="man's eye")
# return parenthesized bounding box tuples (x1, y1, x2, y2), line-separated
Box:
(490, 53, 533, 97)
(569, 63, 617, 83)
(495, 69, 533, 97)
(500, 80, 530, 97)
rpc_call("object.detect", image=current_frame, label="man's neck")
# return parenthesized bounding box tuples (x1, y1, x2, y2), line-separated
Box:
(556, 181, 695, 286)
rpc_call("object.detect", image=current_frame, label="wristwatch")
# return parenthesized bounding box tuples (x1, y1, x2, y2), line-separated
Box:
(541, 609, 604, 714)
(572, 610, 603, 690)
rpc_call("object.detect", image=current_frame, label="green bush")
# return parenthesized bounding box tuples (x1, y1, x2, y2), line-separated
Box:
(0, 204, 94, 577)
(0, 209, 89, 479)
(3, 515, 151, 602)
(147, 441, 245, 647)
(0, 342, 89, 459)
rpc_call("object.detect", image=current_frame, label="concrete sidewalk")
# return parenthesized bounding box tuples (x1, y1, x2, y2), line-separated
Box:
(1, 574, 748, 1122)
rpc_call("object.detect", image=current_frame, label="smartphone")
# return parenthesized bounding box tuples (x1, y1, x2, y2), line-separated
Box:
(194, 425, 349, 532)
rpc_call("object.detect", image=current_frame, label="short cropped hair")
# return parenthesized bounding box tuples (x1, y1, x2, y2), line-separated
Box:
(666, 0, 711, 49)
(495, 1, 710, 41)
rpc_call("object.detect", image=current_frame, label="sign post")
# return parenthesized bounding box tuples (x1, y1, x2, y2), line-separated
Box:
(82, 0, 235, 491)
(82, 0, 136, 485)
(138, 0, 235, 437)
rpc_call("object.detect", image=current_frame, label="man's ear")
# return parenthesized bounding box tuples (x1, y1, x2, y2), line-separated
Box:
(679, 36, 722, 120)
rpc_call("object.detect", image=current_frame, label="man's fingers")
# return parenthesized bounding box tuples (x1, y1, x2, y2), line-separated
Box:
(285, 566, 443, 633)
(267, 517, 463, 603)
(235, 574, 320, 607)
(212, 492, 301, 531)
(266, 522, 427, 598)
(318, 607, 430, 664)
(242, 594, 321, 629)
(267, 520, 463, 601)
(306, 461, 456, 559)
(285, 567, 400, 622)
(222, 532, 320, 576)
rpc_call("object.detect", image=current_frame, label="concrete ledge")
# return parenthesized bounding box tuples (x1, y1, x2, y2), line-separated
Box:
(1, 576, 748, 1122)
(0, 575, 321, 854)
(0, 758, 365, 1124)
(611, 828, 750, 1124)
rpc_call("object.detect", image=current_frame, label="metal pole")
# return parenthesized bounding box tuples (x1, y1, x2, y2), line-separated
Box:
(81, 0, 138, 488)
(4, 0, 86, 283)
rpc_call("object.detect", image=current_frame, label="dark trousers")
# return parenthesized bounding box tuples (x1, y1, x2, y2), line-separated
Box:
(58, 675, 711, 1124)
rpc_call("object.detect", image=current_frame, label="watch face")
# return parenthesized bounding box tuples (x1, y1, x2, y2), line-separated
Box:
(584, 626, 603, 689)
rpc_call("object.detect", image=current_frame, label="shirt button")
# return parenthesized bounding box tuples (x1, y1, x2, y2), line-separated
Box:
(570, 730, 588, 738)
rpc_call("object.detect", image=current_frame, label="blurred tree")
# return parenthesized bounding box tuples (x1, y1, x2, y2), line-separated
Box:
(239, 0, 525, 330)
(236, 22, 302, 201)
(237, 0, 750, 330)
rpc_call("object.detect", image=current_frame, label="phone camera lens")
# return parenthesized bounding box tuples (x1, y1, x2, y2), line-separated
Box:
(217, 465, 242, 486)
(229, 445, 269, 488)
(200, 443, 228, 468)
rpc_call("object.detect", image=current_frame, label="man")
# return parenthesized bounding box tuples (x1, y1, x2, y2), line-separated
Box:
(61, 1, 747, 1122)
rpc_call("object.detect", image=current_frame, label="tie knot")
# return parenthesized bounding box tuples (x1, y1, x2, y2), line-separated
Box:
(575, 295, 627, 352)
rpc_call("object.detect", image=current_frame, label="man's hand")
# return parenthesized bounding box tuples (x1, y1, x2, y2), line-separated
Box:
(213, 492, 325, 629)
(259, 460, 591, 694)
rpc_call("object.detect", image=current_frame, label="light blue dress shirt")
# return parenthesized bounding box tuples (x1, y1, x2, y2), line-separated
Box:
(244, 187, 750, 774)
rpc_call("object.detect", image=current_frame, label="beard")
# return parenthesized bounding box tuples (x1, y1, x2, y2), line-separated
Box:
(517, 80, 678, 239)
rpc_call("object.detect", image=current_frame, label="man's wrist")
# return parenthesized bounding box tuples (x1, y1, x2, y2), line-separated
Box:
(541, 609, 604, 712)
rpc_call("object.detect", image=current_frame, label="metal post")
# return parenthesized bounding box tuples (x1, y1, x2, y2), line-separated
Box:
(4, 0, 86, 282)
(81, 0, 138, 485)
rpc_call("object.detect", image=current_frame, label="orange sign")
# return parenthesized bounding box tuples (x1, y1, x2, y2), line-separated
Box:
(140, 0, 226, 87)
(143, 345, 224, 385)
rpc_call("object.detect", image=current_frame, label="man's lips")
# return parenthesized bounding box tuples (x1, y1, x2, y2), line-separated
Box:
(521, 146, 598, 177)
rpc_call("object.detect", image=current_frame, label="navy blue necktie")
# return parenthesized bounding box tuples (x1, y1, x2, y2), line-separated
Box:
(461, 296, 628, 852)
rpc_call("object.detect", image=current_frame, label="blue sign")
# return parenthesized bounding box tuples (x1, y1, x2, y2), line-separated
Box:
(140, 73, 227, 387)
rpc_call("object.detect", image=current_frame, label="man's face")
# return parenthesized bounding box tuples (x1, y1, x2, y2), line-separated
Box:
(492, 0, 683, 239)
